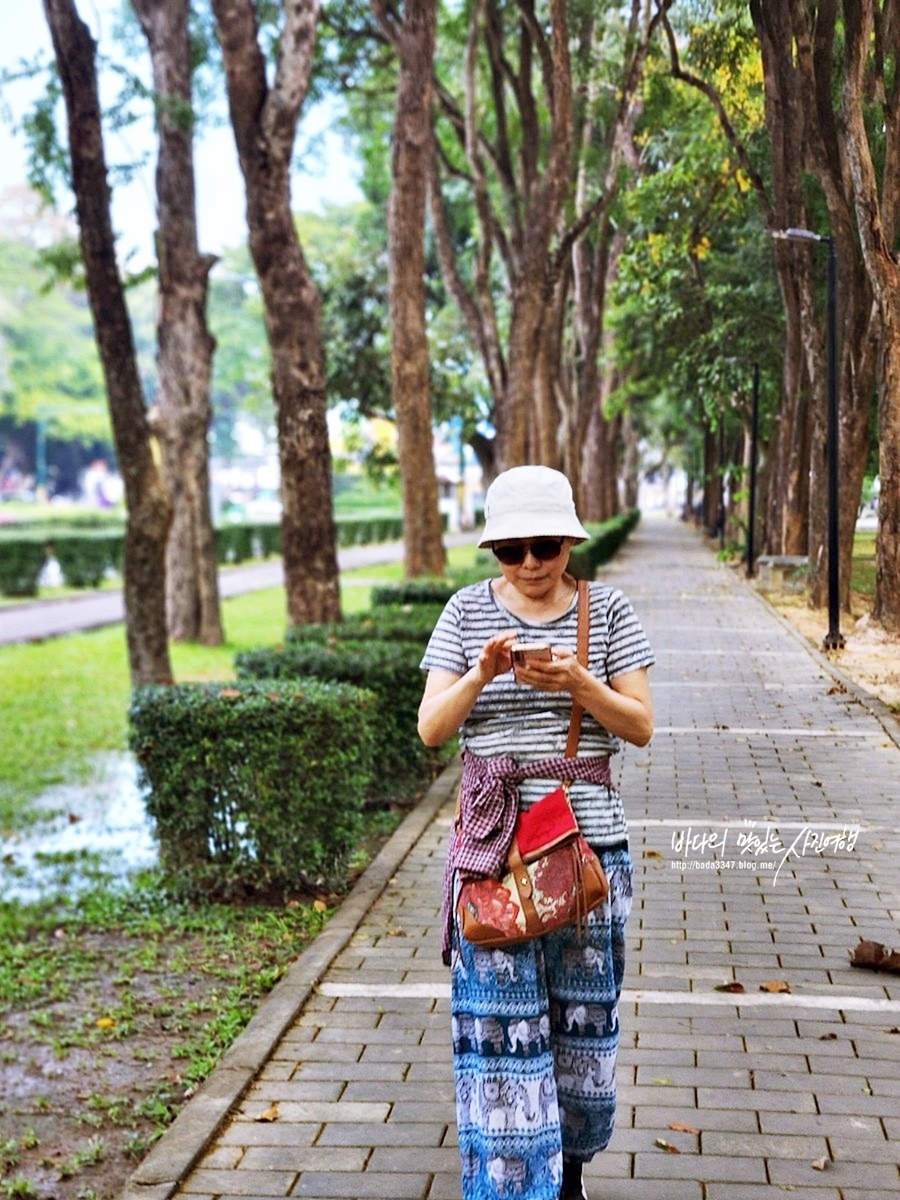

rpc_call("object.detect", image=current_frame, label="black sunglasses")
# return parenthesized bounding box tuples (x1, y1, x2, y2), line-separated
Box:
(492, 538, 565, 566)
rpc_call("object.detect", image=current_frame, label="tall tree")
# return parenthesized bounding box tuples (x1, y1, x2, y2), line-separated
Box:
(132, 0, 224, 645)
(42, 0, 172, 686)
(373, 0, 445, 578)
(211, 0, 340, 625)
(749, 2, 879, 613)
(841, 1, 900, 630)
(428, 0, 671, 499)
(430, 0, 574, 473)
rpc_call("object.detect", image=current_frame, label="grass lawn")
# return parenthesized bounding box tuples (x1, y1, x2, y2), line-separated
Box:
(0, 543, 480, 833)
(850, 527, 877, 600)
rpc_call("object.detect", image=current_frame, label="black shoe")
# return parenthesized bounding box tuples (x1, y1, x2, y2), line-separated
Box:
(561, 1157, 588, 1199)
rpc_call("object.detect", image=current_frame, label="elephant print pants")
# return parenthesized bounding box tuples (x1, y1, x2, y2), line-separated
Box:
(450, 847, 633, 1200)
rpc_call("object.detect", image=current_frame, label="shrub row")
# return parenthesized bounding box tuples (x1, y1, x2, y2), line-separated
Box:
(284, 604, 447, 647)
(215, 516, 408, 563)
(215, 522, 281, 564)
(568, 509, 641, 579)
(337, 515, 404, 546)
(368, 566, 492, 608)
(129, 679, 376, 899)
(0, 513, 409, 595)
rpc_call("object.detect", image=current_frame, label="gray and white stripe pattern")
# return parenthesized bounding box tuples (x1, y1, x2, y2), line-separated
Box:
(420, 579, 654, 846)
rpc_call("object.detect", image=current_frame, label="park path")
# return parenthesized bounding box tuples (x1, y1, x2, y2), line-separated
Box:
(122, 514, 900, 1200)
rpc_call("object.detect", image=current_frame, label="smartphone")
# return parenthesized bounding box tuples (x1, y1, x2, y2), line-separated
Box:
(511, 641, 552, 666)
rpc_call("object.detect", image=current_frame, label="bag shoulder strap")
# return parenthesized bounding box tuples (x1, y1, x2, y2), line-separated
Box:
(564, 579, 590, 761)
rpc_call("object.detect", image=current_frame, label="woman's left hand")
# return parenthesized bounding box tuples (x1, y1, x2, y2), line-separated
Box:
(513, 645, 582, 693)
(516, 648, 654, 746)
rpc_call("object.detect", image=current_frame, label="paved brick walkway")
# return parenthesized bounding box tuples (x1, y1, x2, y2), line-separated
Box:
(122, 515, 900, 1200)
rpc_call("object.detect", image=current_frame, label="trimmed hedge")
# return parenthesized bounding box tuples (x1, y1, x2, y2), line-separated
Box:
(0, 527, 125, 594)
(0, 512, 418, 593)
(284, 604, 446, 648)
(370, 567, 489, 608)
(235, 639, 437, 799)
(568, 509, 641, 579)
(128, 679, 377, 897)
(51, 532, 123, 587)
(0, 535, 47, 597)
(336, 515, 403, 547)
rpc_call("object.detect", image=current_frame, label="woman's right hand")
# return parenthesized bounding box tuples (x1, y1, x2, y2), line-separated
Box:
(475, 630, 518, 685)
(418, 630, 518, 747)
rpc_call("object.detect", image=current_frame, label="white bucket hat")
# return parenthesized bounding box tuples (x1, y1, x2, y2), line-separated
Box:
(478, 465, 590, 547)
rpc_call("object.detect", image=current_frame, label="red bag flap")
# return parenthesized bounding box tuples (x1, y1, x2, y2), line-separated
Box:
(515, 787, 578, 860)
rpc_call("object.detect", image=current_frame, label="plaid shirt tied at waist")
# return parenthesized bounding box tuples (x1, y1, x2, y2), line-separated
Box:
(440, 748, 613, 963)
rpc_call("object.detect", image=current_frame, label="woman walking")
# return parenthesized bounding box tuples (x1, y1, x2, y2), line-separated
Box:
(419, 465, 654, 1200)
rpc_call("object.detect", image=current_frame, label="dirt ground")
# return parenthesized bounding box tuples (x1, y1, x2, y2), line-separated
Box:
(761, 587, 900, 714)
(1, 931, 226, 1200)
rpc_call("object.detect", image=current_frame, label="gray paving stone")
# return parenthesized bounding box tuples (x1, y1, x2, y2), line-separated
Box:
(184, 1169, 296, 1195)
(316, 1122, 448, 1148)
(705, 1188, 841, 1200)
(367, 1147, 459, 1173)
(218, 1124, 320, 1147)
(768, 1158, 900, 1188)
(633, 1149, 768, 1182)
(290, 1171, 430, 1197)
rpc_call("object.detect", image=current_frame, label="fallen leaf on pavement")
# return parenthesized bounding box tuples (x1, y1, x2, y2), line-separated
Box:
(669, 1121, 700, 1135)
(715, 982, 746, 993)
(255, 1103, 280, 1123)
(655, 1138, 681, 1154)
(810, 1156, 830, 1172)
(849, 939, 900, 973)
(759, 980, 792, 994)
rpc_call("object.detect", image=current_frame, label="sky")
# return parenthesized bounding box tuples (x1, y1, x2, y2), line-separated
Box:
(0, 2, 362, 264)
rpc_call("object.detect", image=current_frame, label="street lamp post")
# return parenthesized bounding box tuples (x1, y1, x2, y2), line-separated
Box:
(771, 227, 844, 650)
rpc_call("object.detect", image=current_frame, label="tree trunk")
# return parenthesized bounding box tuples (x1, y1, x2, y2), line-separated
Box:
(132, 0, 223, 645)
(874, 326, 900, 630)
(841, 0, 900, 630)
(583, 398, 620, 523)
(43, 0, 172, 686)
(375, 0, 445, 578)
(212, 0, 340, 626)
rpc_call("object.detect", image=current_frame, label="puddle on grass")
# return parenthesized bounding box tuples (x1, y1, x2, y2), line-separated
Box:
(0, 752, 157, 903)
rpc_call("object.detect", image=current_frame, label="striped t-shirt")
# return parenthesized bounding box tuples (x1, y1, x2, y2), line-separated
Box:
(420, 578, 654, 846)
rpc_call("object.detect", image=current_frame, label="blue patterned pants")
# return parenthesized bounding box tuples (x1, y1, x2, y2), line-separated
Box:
(450, 847, 633, 1200)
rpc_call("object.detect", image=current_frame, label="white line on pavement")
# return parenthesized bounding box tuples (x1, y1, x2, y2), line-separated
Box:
(652, 727, 882, 737)
(316, 981, 900, 1013)
(630, 818, 876, 830)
